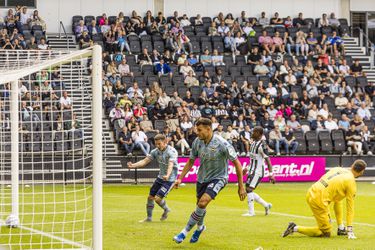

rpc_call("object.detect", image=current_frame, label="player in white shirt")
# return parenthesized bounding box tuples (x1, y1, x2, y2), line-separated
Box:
(242, 126, 276, 217)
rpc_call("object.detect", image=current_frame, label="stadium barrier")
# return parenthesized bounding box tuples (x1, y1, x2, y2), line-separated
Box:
(122, 155, 375, 183)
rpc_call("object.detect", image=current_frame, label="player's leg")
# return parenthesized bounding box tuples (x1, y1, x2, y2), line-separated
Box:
(154, 180, 174, 221)
(140, 179, 161, 222)
(243, 174, 271, 216)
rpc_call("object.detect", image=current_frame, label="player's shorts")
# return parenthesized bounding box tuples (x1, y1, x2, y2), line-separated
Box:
(306, 190, 332, 234)
(196, 179, 227, 200)
(246, 174, 263, 189)
(149, 178, 174, 198)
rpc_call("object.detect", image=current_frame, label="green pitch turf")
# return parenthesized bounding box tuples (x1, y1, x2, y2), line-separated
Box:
(106, 182, 375, 250)
(1, 183, 375, 249)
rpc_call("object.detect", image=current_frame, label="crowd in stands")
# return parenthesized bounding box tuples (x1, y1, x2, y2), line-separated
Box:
(72, 10, 375, 156)
(0, 6, 49, 50)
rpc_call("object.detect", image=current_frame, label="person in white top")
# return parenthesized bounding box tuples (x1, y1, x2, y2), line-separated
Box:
(324, 115, 338, 131)
(20, 7, 31, 25)
(37, 38, 49, 50)
(266, 82, 277, 97)
(357, 102, 372, 120)
(132, 125, 150, 155)
(179, 60, 194, 77)
(158, 91, 171, 109)
(180, 14, 191, 27)
(59, 91, 72, 110)
(118, 59, 133, 76)
(318, 103, 329, 120)
(339, 60, 350, 76)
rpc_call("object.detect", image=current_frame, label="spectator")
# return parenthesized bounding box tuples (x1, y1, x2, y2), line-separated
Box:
(328, 12, 340, 28)
(158, 91, 171, 109)
(224, 31, 236, 54)
(282, 127, 299, 155)
(258, 12, 269, 27)
(118, 126, 134, 156)
(208, 21, 218, 36)
(295, 30, 308, 56)
(350, 59, 363, 77)
(269, 125, 288, 155)
(271, 12, 284, 26)
(200, 49, 212, 66)
(240, 125, 252, 156)
(217, 21, 229, 36)
(173, 127, 190, 155)
(180, 60, 194, 77)
(319, 13, 329, 27)
(30, 10, 47, 32)
(118, 59, 133, 77)
(324, 114, 338, 131)
(346, 124, 363, 155)
(132, 125, 150, 156)
(361, 126, 375, 155)
(254, 59, 269, 76)
(59, 91, 72, 110)
(273, 31, 285, 54)
(211, 49, 224, 66)
(155, 59, 172, 77)
(287, 114, 302, 131)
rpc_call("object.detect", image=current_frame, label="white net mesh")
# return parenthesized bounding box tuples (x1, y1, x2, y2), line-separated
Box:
(0, 49, 99, 249)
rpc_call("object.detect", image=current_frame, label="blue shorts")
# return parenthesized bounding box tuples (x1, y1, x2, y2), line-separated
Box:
(196, 179, 227, 200)
(149, 178, 174, 198)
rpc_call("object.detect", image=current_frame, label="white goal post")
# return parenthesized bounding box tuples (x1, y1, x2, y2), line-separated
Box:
(0, 45, 102, 249)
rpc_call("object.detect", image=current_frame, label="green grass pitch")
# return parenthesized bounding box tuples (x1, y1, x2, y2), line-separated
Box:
(106, 182, 375, 250)
(1, 183, 375, 249)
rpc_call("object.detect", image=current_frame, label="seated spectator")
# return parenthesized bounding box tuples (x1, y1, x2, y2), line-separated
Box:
(184, 70, 199, 88)
(318, 103, 330, 120)
(158, 91, 171, 109)
(211, 49, 224, 66)
(254, 59, 269, 76)
(293, 12, 305, 28)
(180, 14, 191, 27)
(176, 31, 192, 54)
(284, 70, 297, 86)
(101, 19, 111, 34)
(258, 12, 269, 27)
(30, 10, 46, 33)
(240, 125, 252, 156)
(328, 12, 340, 28)
(78, 31, 91, 49)
(346, 124, 363, 155)
(215, 103, 229, 120)
(295, 30, 308, 56)
(118, 126, 134, 156)
(269, 125, 288, 155)
(350, 59, 363, 76)
(155, 59, 172, 77)
(287, 114, 302, 131)
(132, 125, 150, 156)
(190, 104, 202, 122)
(109, 103, 126, 138)
(233, 31, 246, 53)
(339, 59, 350, 76)
(361, 126, 375, 155)
(326, 31, 344, 55)
(195, 14, 203, 26)
(59, 91, 72, 110)
(208, 21, 218, 36)
(243, 22, 255, 37)
(284, 16, 293, 28)
(319, 13, 329, 27)
(75, 20, 88, 38)
(224, 31, 236, 54)
(180, 60, 194, 77)
(357, 102, 371, 120)
(127, 82, 143, 99)
(218, 21, 229, 36)
(324, 114, 339, 131)
(270, 12, 284, 26)
(138, 48, 153, 67)
(173, 126, 190, 155)
(117, 30, 131, 54)
(260, 112, 274, 132)
(200, 49, 212, 66)
(341, 102, 356, 119)
(272, 31, 285, 54)
(118, 59, 133, 77)
(258, 30, 273, 54)
(282, 126, 298, 155)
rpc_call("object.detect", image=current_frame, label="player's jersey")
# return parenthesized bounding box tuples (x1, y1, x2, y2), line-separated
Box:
(190, 135, 238, 183)
(248, 139, 269, 176)
(147, 145, 179, 182)
(309, 167, 356, 226)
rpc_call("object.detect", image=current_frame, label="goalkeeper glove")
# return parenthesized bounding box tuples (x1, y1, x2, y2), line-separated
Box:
(347, 226, 356, 239)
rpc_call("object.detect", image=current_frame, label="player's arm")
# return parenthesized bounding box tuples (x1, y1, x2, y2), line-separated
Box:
(346, 182, 356, 239)
(175, 159, 194, 188)
(163, 161, 174, 181)
(232, 158, 247, 201)
(127, 156, 152, 169)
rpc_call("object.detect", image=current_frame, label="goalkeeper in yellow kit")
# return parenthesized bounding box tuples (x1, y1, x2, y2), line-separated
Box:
(282, 159, 367, 239)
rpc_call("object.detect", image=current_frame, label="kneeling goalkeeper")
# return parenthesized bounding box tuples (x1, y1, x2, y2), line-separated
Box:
(283, 159, 366, 239)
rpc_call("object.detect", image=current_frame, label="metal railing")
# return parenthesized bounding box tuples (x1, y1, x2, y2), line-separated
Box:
(351, 27, 374, 69)
(58, 21, 70, 50)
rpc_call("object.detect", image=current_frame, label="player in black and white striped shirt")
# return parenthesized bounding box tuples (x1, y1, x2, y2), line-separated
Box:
(242, 126, 276, 217)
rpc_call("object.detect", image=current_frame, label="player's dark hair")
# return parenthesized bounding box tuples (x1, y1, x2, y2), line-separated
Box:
(251, 126, 264, 140)
(352, 159, 367, 173)
(154, 134, 166, 141)
(195, 118, 212, 128)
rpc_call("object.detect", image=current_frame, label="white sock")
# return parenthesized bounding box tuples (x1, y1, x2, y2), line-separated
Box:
(198, 224, 204, 230)
(293, 226, 298, 232)
(181, 229, 188, 236)
(247, 192, 255, 214)
(253, 192, 268, 208)
(338, 224, 345, 230)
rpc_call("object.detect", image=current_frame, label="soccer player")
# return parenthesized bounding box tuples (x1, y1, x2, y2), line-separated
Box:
(173, 118, 247, 244)
(242, 126, 275, 217)
(282, 159, 367, 239)
(127, 134, 178, 222)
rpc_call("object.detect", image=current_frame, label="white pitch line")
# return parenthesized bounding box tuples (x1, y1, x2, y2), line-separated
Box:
(254, 210, 375, 228)
(0, 220, 90, 249)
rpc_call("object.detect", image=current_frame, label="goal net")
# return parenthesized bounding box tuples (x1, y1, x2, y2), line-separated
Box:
(0, 46, 103, 249)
